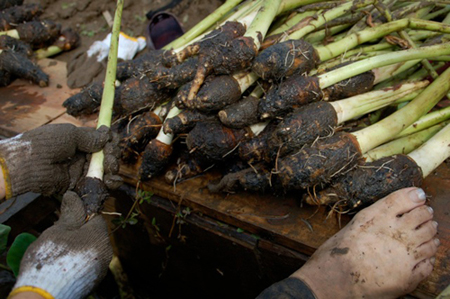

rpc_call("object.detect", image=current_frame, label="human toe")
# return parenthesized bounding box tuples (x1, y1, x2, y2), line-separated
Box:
(373, 187, 427, 217)
(409, 258, 435, 290)
(411, 238, 439, 262)
(411, 220, 438, 247)
(401, 205, 434, 229)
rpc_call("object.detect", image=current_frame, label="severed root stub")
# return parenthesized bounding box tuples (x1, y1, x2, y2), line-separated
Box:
(0, 35, 33, 56)
(218, 95, 260, 129)
(238, 121, 279, 163)
(0, 49, 49, 86)
(259, 75, 322, 119)
(163, 109, 215, 135)
(208, 163, 274, 193)
(54, 27, 81, 52)
(187, 35, 258, 101)
(177, 75, 242, 112)
(76, 177, 109, 215)
(251, 39, 319, 81)
(116, 110, 162, 163)
(322, 68, 375, 100)
(0, 3, 43, 31)
(271, 101, 339, 158)
(277, 132, 363, 190)
(304, 155, 423, 210)
(174, 21, 246, 64)
(186, 120, 249, 162)
(139, 139, 173, 181)
(16, 20, 61, 48)
(63, 82, 103, 116)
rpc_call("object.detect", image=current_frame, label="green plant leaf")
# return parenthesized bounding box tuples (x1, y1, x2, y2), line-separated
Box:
(7, 233, 37, 276)
(0, 224, 11, 254)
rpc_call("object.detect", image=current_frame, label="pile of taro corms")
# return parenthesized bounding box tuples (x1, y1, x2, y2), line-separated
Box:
(64, 0, 450, 213)
(0, 0, 79, 87)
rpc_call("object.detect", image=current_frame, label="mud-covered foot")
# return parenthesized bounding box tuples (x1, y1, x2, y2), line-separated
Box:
(292, 187, 439, 299)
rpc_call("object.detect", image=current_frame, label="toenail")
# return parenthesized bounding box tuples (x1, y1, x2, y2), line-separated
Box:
(431, 257, 436, 265)
(433, 221, 438, 228)
(409, 188, 426, 202)
(434, 239, 440, 246)
(427, 206, 434, 214)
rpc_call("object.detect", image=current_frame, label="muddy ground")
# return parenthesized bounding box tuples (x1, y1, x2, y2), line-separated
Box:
(25, 0, 224, 63)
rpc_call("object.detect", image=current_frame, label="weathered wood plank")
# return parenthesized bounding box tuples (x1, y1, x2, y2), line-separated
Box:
(120, 160, 450, 298)
(0, 59, 82, 136)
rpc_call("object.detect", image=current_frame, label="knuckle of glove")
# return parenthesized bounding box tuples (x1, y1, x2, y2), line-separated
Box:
(76, 126, 111, 153)
(104, 154, 119, 174)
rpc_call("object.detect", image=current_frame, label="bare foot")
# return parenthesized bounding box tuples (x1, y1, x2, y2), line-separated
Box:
(291, 187, 439, 299)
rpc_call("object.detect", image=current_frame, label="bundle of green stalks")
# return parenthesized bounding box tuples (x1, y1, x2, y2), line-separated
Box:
(63, 0, 450, 209)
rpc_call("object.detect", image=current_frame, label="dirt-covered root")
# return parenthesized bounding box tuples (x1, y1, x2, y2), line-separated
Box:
(187, 36, 258, 101)
(0, 69, 12, 86)
(116, 111, 162, 163)
(0, 35, 32, 56)
(76, 177, 109, 215)
(63, 82, 103, 117)
(0, 0, 23, 10)
(238, 121, 278, 163)
(271, 102, 338, 158)
(0, 3, 43, 31)
(174, 21, 246, 64)
(145, 56, 199, 90)
(208, 163, 273, 193)
(304, 155, 423, 210)
(163, 109, 215, 135)
(219, 95, 260, 128)
(115, 77, 171, 116)
(116, 50, 172, 81)
(252, 39, 319, 81)
(259, 75, 322, 119)
(164, 151, 208, 184)
(278, 132, 363, 190)
(0, 49, 48, 86)
(139, 139, 173, 181)
(177, 75, 242, 112)
(16, 20, 61, 48)
(116, 51, 155, 81)
(323, 70, 375, 101)
(186, 120, 250, 162)
(54, 28, 80, 52)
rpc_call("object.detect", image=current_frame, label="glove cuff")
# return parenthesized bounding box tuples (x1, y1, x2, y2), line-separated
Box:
(0, 134, 32, 199)
(0, 155, 13, 199)
(8, 286, 55, 299)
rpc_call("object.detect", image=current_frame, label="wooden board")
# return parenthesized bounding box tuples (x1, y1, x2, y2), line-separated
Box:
(120, 161, 450, 298)
(0, 58, 96, 137)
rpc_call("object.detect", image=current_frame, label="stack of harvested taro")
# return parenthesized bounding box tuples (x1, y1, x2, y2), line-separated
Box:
(0, 0, 79, 87)
(64, 0, 450, 213)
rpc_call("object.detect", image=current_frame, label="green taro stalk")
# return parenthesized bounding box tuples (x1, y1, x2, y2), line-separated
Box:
(86, 0, 123, 180)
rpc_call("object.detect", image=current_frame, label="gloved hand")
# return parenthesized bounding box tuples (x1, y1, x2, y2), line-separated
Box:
(0, 123, 122, 199)
(67, 32, 146, 88)
(8, 191, 113, 299)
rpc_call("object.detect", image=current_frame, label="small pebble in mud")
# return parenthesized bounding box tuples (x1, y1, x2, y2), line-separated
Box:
(56, 83, 62, 88)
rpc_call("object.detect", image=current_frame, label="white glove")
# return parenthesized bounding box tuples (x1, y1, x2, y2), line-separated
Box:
(88, 32, 147, 62)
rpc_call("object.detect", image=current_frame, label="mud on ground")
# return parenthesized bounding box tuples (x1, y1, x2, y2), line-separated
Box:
(25, 0, 224, 63)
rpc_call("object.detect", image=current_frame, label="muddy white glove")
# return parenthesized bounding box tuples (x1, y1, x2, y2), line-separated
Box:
(88, 32, 146, 62)
(67, 32, 146, 88)
(8, 191, 113, 299)
(0, 123, 120, 199)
